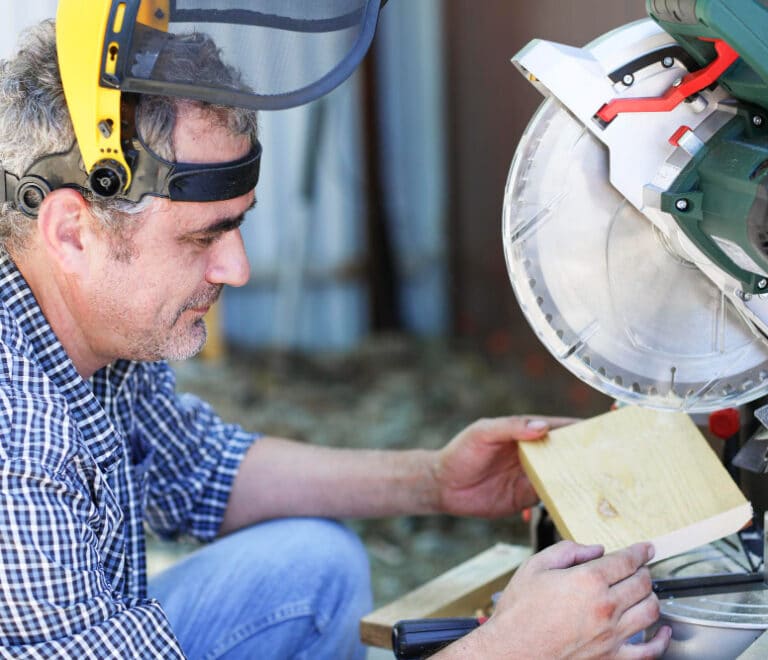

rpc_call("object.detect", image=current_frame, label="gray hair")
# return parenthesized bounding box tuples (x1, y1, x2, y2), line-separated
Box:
(0, 20, 259, 255)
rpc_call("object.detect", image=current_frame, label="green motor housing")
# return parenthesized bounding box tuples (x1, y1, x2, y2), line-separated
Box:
(647, 0, 768, 293)
(660, 107, 768, 293)
(648, 0, 768, 111)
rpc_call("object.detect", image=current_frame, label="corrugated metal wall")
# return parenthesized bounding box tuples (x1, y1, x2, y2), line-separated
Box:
(443, 0, 648, 351)
(228, 0, 452, 350)
(223, 83, 370, 351)
(372, 0, 448, 337)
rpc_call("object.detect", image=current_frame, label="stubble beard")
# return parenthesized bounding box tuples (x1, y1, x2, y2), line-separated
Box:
(159, 284, 223, 361)
(94, 283, 223, 364)
(161, 315, 209, 361)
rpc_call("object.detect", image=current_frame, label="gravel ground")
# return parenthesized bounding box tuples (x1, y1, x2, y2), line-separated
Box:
(146, 333, 610, 608)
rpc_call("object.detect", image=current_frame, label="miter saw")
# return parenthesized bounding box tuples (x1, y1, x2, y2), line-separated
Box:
(505, 0, 768, 415)
(393, 1, 768, 658)
(503, 1, 768, 658)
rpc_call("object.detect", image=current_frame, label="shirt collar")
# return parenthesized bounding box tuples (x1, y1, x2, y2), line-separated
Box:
(0, 253, 124, 472)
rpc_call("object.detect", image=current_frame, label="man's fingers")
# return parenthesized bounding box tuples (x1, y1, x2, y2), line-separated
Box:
(610, 567, 654, 615)
(593, 543, 654, 585)
(475, 416, 580, 442)
(615, 625, 671, 660)
(530, 540, 605, 570)
(538, 416, 581, 429)
(519, 416, 580, 434)
(615, 591, 662, 642)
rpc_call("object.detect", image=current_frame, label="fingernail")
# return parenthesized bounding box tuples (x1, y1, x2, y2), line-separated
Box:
(526, 419, 548, 430)
(647, 544, 656, 561)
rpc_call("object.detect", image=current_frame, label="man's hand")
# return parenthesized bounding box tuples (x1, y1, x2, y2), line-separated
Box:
(432, 416, 576, 518)
(438, 541, 671, 659)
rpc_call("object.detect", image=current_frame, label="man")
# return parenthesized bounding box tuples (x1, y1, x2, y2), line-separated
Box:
(0, 20, 670, 659)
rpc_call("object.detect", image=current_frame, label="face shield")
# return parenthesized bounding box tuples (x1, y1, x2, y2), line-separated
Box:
(112, 0, 386, 110)
(2, 0, 387, 216)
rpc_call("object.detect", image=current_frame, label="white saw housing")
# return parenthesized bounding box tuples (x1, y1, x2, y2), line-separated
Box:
(504, 19, 768, 411)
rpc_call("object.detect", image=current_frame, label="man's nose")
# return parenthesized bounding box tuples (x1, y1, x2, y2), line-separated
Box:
(206, 229, 250, 287)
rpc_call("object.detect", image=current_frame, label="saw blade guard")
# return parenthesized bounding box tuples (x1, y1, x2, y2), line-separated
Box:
(503, 92, 768, 413)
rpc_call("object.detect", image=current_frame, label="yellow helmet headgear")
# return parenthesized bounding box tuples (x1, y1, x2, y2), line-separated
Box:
(4, 0, 386, 215)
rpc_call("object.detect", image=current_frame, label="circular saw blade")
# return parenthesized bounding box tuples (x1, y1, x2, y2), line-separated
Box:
(503, 98, 768, 412)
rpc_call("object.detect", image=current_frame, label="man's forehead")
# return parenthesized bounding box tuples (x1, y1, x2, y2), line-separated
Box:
(173, 106, 252, 165)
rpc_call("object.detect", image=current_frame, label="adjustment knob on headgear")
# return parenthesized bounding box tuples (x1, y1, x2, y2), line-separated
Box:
(15, 176, 52, 217)
(88, 160, 127, 198)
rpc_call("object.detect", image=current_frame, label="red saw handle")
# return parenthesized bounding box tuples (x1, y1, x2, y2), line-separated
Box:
(596, 39, 739, 124)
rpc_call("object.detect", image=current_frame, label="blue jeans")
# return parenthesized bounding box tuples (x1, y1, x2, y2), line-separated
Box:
(148, 518, 373, 660)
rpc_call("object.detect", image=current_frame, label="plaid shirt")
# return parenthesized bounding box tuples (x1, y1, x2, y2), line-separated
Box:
(0, 255, 257, 657)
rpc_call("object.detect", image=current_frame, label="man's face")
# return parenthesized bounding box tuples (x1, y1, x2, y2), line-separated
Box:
(82, 107, 254, 365)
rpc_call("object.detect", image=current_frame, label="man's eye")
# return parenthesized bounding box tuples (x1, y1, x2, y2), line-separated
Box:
(192, 235, 219, 247)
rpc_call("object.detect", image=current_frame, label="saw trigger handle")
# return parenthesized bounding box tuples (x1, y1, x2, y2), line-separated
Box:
(391, 617, 484, 659)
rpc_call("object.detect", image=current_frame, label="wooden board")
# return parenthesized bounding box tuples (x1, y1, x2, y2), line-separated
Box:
(519, 406, 752, 563)
(360, 543, 530, 649)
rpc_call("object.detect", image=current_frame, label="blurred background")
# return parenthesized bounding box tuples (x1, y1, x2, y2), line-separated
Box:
(3, 0, 646, 607)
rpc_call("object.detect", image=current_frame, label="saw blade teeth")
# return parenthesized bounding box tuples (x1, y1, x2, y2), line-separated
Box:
(503, 90, 768, 411)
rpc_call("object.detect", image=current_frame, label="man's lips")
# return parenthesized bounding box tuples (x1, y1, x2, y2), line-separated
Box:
(183, 287, 222, 315)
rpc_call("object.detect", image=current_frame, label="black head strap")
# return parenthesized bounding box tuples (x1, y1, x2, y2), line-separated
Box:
(156, 142, 261, 202)
(0, 138, 261, 216)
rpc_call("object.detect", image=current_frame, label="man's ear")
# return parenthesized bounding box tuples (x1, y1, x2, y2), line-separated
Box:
(36, 188, 93, 273)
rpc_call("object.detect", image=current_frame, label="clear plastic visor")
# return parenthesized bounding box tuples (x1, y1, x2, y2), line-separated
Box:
(110, 0, 384, 110)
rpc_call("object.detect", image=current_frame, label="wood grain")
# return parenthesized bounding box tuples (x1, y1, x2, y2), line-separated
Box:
(360, 543, 530, 649)
(519, 406, 752, 562)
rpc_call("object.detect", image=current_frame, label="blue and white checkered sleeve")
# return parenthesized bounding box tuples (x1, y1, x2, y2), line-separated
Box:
(139, 363, 259, 542)
(0, 458, 185, 658)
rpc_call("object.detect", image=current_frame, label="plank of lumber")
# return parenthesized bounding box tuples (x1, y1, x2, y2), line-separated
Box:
(519, 406, 752, 563)
(360, 543, 530, 649)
